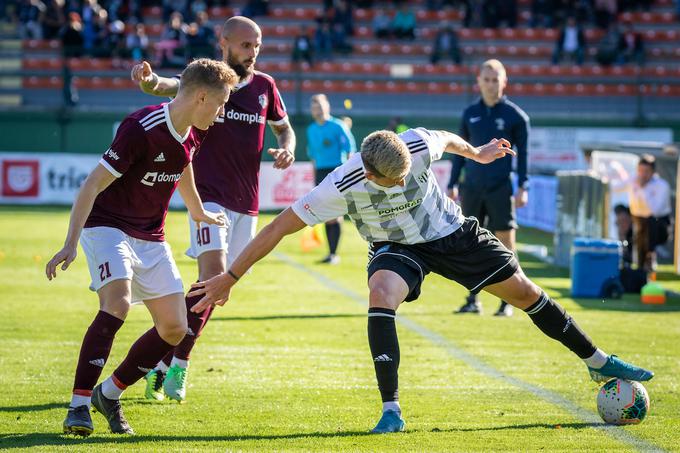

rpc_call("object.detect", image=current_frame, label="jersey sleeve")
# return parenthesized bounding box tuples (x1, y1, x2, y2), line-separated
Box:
(411, 128, 448, 162)
(100, 118, 146, 177)
(339, 121, 357, 153)
(266, 80, 288, 125)
(291, 172, 348, 225)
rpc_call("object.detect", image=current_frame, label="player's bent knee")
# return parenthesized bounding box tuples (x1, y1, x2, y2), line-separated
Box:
(368, 285, 401, 310)
(158, 322, 188, 346)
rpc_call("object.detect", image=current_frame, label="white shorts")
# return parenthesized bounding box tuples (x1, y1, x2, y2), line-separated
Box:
(80, 226, 184, 303)
(186, 202, 258, 267)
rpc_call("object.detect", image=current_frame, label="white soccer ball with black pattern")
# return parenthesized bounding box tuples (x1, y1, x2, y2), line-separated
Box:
(596, 378, 650, 425)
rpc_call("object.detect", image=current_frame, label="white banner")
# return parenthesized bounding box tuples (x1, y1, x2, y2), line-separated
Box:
(0, 153, 454, 211)
(528, 127, 672, 173)
(516, 175, 558, 232)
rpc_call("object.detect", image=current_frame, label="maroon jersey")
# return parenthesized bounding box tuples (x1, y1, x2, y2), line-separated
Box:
(85, 103, 205, 241)
(191, 71, 287, 215)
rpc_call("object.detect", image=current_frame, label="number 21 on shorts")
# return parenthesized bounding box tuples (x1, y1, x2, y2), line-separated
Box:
(98, 261, 112, 281)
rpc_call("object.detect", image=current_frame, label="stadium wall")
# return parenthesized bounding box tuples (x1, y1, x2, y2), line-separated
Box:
(1, 111, 678, 157)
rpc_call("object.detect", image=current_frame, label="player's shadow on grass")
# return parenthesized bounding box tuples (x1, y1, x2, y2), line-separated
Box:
(438, 422, 605, 432)
(518, 251, 680, 313)
(209, 313, 365, 322)
(0, 402, 65, 413)
(0, 430, 375, 448)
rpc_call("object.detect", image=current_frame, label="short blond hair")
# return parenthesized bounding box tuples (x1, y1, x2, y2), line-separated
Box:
(360, 130, 411, 179)
(479, 59, 507, 80)
(179, 58, 238, 93)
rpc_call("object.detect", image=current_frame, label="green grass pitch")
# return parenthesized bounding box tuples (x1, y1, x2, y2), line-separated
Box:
(1, 207, 679, 452)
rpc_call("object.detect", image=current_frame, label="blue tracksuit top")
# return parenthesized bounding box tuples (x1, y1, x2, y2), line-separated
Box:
(306, 116, 356, 170)
(447, 96, 530, 190)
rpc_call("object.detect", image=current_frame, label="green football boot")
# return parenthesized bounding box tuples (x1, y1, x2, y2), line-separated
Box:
(144, 369, 165, 401)
(163, 364, 188, 402)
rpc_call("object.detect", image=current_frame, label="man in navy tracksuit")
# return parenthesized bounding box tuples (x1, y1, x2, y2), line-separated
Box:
(447, 59, 530, 317)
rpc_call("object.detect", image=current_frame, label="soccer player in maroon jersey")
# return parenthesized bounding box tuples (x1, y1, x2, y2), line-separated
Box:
(46, 59, 238, 436)
(130, 16, 296, 402)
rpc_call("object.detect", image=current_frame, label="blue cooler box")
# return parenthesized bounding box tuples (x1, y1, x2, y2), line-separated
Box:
(571, 238, 621, 298)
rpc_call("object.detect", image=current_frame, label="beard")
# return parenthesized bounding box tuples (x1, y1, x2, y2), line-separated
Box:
(226, 49, 253, 80)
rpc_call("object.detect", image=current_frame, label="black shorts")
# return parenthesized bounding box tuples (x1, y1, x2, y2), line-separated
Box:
(314, 167, 335, 185)
(367, 217, 519, 302)
(460, 179, 517, 231)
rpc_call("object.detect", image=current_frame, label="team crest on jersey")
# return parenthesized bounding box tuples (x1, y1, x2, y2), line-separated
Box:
(258, 94, 268, 109)
(495, 118, 505, 131)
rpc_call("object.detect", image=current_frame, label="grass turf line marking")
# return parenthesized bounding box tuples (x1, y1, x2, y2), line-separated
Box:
(274, 252, 664, 453)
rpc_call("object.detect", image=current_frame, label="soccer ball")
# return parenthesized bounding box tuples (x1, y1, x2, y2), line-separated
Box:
(597, 378, 650, 425)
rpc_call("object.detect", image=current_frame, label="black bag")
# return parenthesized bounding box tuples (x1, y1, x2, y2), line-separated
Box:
(620, 267, 648, 294)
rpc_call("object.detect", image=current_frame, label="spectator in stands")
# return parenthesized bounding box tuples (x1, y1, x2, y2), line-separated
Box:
(430, 22, 462, 65)
(42, 0, 65, 40)
(241, 0, 269, 18)
(372, 8, 391, 39)
(596, 20, 622, 66)
(334, 0, 354, 37)
(611, 155, 672, 272)
(482, 0, 500, 28)
(618, 20, 645, 66)
(551, 16, 586, 66)
(18, 0, 46, 40)
(162, 0, 188, 21)
(125, 23, 149, 62)
(594, 0, 617, 29)
(292, 24, 314, 66)
(189, 0, 208, 20)
(314, 18, 333, 61)
(185, 11, 216, 59)
(60, 11, 84, 57)
(530, 0, 554, 28)
(614, 204, 634, 266)
(91, 8, 111, 57)
(107, 19, 127, 63)
(391, 3, 416, 40)
(497, 0, 518, 28)
(155, 11, 186, 68)
(81, 0, 101, 53)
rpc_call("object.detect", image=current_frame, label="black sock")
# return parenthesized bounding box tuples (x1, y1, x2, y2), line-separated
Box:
(524, 293, 597, 359)
(367, 307, 400, 403)
(325, 222, 341, 255)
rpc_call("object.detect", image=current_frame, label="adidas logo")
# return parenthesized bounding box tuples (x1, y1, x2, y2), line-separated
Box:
(373, 354, 393, 362)
(138, 366, 153, 373)
(89, 358, 105, 368)
(154, 153, 166, 162)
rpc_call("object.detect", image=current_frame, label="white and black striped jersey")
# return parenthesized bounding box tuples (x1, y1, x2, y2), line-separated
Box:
(291, 128, 465, 244)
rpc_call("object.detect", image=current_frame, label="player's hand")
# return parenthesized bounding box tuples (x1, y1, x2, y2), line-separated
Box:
(515, 187, 528, 208)
(193, 210, 227, 227)
(474, 138, 514, 164)
(45, 245, 77, 280)
(130, 61, 154, 83)
(268, 148, 295, 169)
(447, 186, 459, 202)
(187, 273, 236, 312)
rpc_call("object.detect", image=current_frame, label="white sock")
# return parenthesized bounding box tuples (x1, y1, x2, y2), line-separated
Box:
(70, 394, 91, 409)
(170, 357, 188, 369)
(583, 348, 608, 369)
(156, 361, 169, 373)
(382, 401, 401, 414)
(101, 376, 125, 400)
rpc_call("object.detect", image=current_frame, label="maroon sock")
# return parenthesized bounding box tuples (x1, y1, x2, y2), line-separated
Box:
(112, 327, 174, 387)
(172, 293, 215, 361)
(72, 310, 124, 396)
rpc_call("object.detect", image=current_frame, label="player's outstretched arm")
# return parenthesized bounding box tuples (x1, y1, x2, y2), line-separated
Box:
(268, 119, 296, 169)
(188, 208, 307, 311)
(177, 164, 226, 227)
(45, 165, 116, 280)
(130, 61, 180, 97)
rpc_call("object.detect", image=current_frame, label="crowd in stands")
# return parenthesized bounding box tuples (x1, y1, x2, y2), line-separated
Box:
(3, 0, 677, 69)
